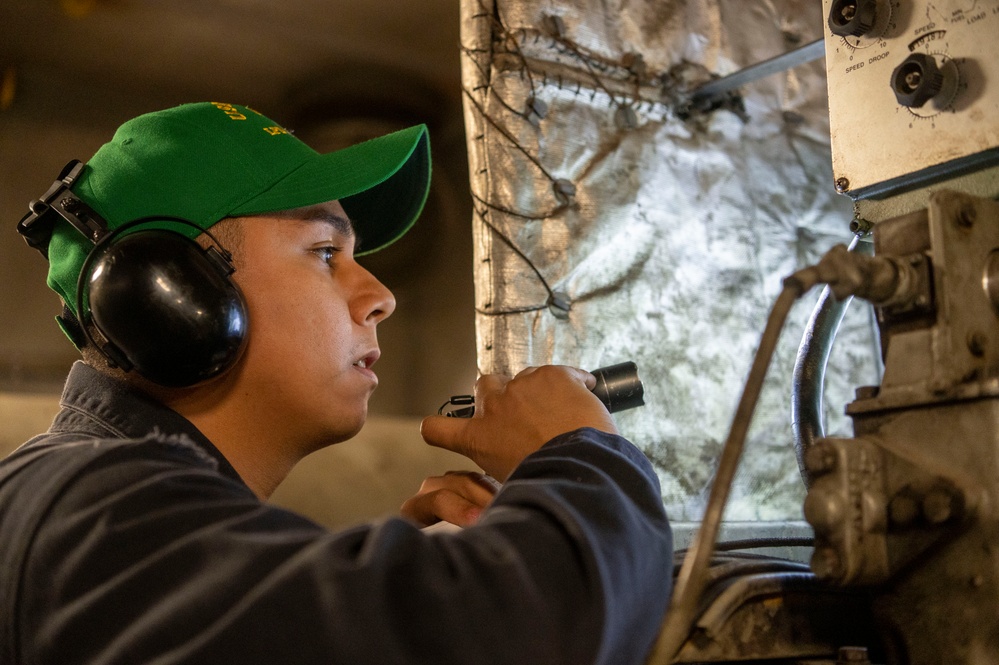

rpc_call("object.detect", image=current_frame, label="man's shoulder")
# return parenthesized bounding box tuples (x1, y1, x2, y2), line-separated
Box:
(0, 430, 309, 664)
(0, 429, 248, 536)
(2, 429, 222, 488)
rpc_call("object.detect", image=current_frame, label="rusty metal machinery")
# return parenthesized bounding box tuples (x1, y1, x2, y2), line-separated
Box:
(650, 197, 999, 665)
(646, 0, 999, 663)
(802, 1, 999, 661)
(802, 191, 999, 662)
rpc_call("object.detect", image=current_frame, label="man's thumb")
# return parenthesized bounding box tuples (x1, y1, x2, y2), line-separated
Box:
(420, 414, 467, 454)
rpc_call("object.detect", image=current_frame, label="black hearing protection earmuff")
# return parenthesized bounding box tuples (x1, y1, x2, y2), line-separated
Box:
(17, 160, 249, 388)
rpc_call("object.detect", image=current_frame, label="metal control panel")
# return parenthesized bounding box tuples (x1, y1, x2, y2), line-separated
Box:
(823, 0, 999, 199)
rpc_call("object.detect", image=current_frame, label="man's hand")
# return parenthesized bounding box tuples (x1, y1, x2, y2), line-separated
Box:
(420, 365, 619, 482)
(400, 471, 500, 527)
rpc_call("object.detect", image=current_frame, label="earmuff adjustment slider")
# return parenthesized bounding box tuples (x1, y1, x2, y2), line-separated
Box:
(17, 160, 110, 255)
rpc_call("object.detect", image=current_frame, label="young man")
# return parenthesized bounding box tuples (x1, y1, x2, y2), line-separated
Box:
(0, 102, 673, 664)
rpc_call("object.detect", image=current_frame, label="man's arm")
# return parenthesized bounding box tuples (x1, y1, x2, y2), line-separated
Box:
(16, 368, 672, 665)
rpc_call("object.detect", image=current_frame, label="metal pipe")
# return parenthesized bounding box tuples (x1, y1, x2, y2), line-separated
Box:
(690, 39, 825, 109)
(791, 235, 872, 488)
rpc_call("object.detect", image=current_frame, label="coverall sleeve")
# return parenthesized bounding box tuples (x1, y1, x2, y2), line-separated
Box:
(20, 427, 673, 665)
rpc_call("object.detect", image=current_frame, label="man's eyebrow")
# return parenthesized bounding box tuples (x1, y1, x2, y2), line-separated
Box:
(260, 204, 363, 247)
(300, 207, 356, 238)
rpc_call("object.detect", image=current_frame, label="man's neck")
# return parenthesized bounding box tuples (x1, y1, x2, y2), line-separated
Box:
(144, 378, 302, 500)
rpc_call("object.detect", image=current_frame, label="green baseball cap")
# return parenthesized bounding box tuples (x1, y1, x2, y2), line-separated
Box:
(45, 101, 431, 317)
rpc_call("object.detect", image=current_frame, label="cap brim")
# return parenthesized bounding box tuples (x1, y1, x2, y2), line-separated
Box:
(229, 124, 431, 255)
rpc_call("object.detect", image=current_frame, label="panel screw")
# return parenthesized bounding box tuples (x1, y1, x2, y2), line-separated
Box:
(835, 177, 850, 193)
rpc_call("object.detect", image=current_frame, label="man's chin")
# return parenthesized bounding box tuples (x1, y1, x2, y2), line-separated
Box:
(312, 412, 368, 451)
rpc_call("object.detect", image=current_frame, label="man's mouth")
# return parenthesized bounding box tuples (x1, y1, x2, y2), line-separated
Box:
(353, 352, 379, 370)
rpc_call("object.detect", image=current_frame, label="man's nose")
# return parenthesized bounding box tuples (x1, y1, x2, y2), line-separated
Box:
(354, 265, 396, 325)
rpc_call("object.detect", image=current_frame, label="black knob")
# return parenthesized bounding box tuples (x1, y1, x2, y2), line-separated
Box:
(828, 0, 877, 37)
(891, 53, 944, 108)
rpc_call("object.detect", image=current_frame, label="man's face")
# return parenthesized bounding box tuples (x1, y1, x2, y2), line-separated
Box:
(226, 201, 395, 452)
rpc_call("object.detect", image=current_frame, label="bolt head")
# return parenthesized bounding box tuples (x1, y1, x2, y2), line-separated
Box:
(922, 487, 958, 524)
(888, 493, 919, 527)
(804, 487, 844, 534)
(967, 331, 988, 358)
(811, 546, 843, 580)
(957, 204, 977, 228)
(804, 441, 838, 475)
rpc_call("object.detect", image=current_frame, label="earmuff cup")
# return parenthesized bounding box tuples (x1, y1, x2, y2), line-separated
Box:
(16, 162, 249, 388)
(85, 229, 248, 388)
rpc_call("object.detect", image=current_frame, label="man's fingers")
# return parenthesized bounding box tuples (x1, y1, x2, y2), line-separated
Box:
(422, 366, 612, 481)
(473, 373, 508, 400)
(402, 472, 499, 527)
(515, 364, 595, 391)
(420, 414, 467, 454)
(442, 471, 500, 502)
(401, 488, 485, 528)
(415, 471, 498, 506)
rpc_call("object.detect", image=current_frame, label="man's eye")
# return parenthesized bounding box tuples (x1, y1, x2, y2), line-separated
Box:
(313, 246, 341, 265)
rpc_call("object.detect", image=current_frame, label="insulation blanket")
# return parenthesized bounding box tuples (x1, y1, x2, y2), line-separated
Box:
(460, 0, 880, 521)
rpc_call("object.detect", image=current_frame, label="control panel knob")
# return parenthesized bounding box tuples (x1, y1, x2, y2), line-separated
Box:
(828, 0, 878, 37)
(891, 53, 944, 108)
